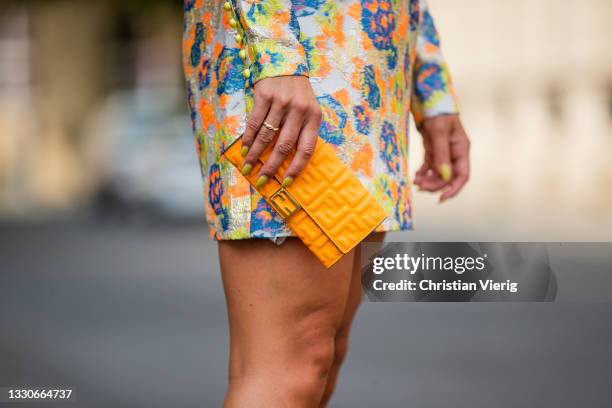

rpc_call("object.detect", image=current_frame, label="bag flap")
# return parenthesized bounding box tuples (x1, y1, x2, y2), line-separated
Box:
(257, 139, 388, 254)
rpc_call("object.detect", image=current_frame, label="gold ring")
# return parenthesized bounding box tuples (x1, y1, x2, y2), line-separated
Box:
(262, 121, 280, 132)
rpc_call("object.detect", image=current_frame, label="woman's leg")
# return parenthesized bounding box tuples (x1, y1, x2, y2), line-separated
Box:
(218, 237, 356, 408)
(318, 233, 386, 407)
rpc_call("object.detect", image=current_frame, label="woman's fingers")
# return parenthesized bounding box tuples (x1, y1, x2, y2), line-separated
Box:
(413, 162, 429, 185)
(439, 159, 468, 202)
(414, 117, 451, 191)
(422, 117, 453, 183)
(416, 114, 471, 201)
(242, 90, 272, 152)
(283, 109, 321, 183)
(416, 172, 447, 192)
(257, 109, 304, 181)
(239, 76, 320, 187)
(242, 100, 286, 176)
(440, 125, 470, 202)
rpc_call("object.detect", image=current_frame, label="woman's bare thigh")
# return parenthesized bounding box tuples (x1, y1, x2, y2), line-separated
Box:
(340, 232, 386, 331)
(218, 237, 356, 375)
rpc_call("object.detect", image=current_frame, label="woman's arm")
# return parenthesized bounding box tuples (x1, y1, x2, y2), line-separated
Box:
(234, 0, 309, 82)
(410, 0, 459, 125)
(231, 0, 319, 187)
(411, 0, 470, 202)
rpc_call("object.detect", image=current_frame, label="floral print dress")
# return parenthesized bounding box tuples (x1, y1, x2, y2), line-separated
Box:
(183, 0, 459, 240)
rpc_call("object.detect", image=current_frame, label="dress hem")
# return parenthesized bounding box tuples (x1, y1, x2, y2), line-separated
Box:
(209, 224, 414, 241)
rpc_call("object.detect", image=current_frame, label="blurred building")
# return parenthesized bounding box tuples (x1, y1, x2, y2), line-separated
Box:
(0, 0, 611, 237)
(416, 0, 612, 239)
(0, 1, 193, 218)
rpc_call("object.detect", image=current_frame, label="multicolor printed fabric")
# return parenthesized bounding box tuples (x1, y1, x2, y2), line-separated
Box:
(183, 0, 459, 240)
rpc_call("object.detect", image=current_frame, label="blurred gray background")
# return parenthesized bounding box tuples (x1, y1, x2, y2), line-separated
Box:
(2, 223, 611, 407)
(1, 0, 611, 407)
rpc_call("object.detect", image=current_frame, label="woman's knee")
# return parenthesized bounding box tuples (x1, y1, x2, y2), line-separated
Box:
(228, 308, 338, 404)
(290, 305, 339, 376)
(279, 316, 338, 403)
(318, 333, 352, 407)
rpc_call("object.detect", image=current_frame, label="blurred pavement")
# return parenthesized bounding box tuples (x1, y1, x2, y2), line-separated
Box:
(0, 222, 611, 408)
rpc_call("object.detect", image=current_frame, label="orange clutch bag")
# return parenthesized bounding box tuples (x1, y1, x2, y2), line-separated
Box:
(223, 135, 388, 268)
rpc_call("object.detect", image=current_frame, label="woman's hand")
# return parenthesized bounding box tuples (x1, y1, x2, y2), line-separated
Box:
(240, 76, 322, 188)
(414, 114, 471, 202)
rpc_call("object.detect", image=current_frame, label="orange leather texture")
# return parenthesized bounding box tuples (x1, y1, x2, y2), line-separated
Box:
(223, 136, 388, 268)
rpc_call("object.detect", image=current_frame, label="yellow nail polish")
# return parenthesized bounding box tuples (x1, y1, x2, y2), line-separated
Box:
(229, 18, 237, 28)
(240, 146, 249, 157)
(223, 2, 232, 11)
(234, 33, 242, 43)
(255, 175, 268, 188)
(241, 163, 252, 176)
(439, 163, 452, 182)
(239, 49, 247, 59)
(282, 177, 294, 188)
(242, 68, 250, 79)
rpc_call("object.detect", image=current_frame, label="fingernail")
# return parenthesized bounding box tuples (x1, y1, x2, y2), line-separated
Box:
(281, 177, 293, 188)
(255, 175, 268, 188)
(240, 146, 249, 157)
(241, 163, 252, 176)
(439, 163, 452, 182)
